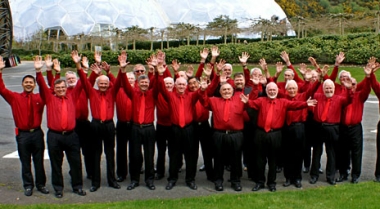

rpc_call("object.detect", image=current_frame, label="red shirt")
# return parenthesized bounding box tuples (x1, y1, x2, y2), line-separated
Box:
(158, 75, 200, 126)
(37, 72, 81, 131)
(108, 73, 133, 122)
(156, 93, 171, 126)
(313, 90, 353, 124)
(121, 72, 157, 124)
(195, 62, 216, 80)
(370, 73, 380, 113)
(247, 97, 308, 132)
(200, 92, 245, 131)
(341, 77, 370, 126)
(0, 73, 45, 129)
(79, 69, 121, 121)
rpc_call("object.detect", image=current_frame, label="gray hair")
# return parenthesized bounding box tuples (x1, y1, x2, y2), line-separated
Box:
(133, 64, 146, 72)
(54, 79, 67, 86)
(164, 77, 174, 84)
(137, 75, 149, 82)
(126, 72, 135, 79)
(338, 70, 351, 79)
(285, 69, 294, 76)
(323, 79, 335, 89)
(285, 79, 298, 89)
(65, 71, 77, 78)
(250, 67, 262, 75)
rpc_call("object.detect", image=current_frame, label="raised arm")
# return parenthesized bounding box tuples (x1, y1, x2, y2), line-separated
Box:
(34, 56, 51, 102)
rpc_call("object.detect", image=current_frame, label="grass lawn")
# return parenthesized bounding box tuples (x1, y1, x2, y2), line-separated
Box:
(1, 181, 380, 209)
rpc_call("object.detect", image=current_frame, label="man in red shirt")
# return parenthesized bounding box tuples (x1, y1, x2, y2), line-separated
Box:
(309, 79, 353, 185)
(72, 50, 122, 192)
(119, 52, 158, 191)
(241, 82, 316, 192)
(0, 57, 48, 197)
(35, 56, 86, 198)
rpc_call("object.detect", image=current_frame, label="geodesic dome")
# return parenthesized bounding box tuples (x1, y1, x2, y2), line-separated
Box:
(9, 0, 293, 41)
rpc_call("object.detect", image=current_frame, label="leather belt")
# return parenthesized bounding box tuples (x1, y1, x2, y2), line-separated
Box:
(258, 127, 281, 132)
(49, 129, 74, 135)
(133, 123, 153, 128)
(93, 119, 113, 124)
(321, 123, 339, 126)
(215, 130, 242, 134)
(289, 122, 304, 126)
(18, 127, 41, 133)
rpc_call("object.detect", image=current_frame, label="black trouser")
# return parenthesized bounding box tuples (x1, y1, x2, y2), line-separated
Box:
(47, 130, 83, 192)
(167, 124, 198, 183)
(156, 124, 172, 177)
(213, 131, 243, 184)
(16, 128, 46, 190)
(194, 121, 214, 181)
(304, 113, 318, 169)
(116, 121, 132, 179)
(310, 124, 339, 182)
(243, 121, 257, 180)
(254, 128, 282, 187)
(338, 124, 363, 179)
(129, 124, 155, 184)
(283, 123, 305, 181)
(90, 119, 116, 188)
(75, 119, 94, 179)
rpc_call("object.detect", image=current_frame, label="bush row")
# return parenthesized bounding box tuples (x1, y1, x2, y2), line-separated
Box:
(14, 33, 380, 67)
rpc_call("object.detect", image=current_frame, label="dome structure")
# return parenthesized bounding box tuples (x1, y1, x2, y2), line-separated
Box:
(9, 0, 293, 40)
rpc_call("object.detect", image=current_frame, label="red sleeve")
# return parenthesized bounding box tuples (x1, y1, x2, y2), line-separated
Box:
(157, 75, 170, 101)
(328, 65, 339, 82)
(46, 70, 54, 87)
(195, 63, 204, 78)
(206, 74, 220, 97)
(108, 72, 116, 84)
(120, 72, 134, 98)
(78, 69, 93, 98)
(36, 72, 52, 102)
(0, 73, 15, 103)
(288, 64, 303, 83)
(163, 66, 172, 78)
(371, 73, 380, 98)
(358, 77, 371, 102)
(243, 67, 250, 84)
(88, 71, 98, 86)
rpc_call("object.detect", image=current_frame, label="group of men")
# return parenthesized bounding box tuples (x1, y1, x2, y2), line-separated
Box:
(2, 47, 380, 198)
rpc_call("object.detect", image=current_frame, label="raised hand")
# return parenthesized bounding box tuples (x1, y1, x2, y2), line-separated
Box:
(364, 63, 372, 77)
(308, 57, 319, 69)
(280, 51, 290, 64)
(200, 77, 208, 91)
(306, 97, 317, 107)
(220, 71, 227, 83)
(101, 61, 111, 74)
(259, 75, 267, 85)
(299, 63, 307, 75)
(186, 65, 194, 77)
(33, 56, 44, 72)
(94, 51, 102, 64)
(321, 65, 329, 77)
(71, 50, 81, 63)
(211, 46, 220, 57)
(90, 63, 101, 75)
(200, 48, 209, 60)
(304, 68, 312, 81)
(171, 59, 181, 74)
(259, 58, 268, 71)
(240, 94, 249, 104)
(250, 75, 259, 85)
(203, 63, 213, 77)
(276, 62, 284, 74)
(239, 52, 250, 64)
(216, 59, 226, 73)
(335, 52, 345, 65)
(157, 50, 165, 66)
(44, 54, 53, 70)
(146, 54, 158, 67)
(53, 58, 61, 73)
(118, 50, 129, 70)
(0, 56, 5, 72)
(81, 56, 89, 70)
(341, 76, 353, 89)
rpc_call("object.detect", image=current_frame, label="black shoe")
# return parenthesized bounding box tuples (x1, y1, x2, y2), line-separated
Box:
(146, 183, 156, 190)
(215, 182, 223, 191)
(109, 182, 121, 189)
(225, 165, 231, 172)
(127, 182, 139, 190)
(155, 174, 164, 180)
(375, 177, 380, 182)
(89, 186, 99, 192)
(55, 191, 63, 198)
(303, 167, 310, 173)
(336, 175, 348, 182)
(309, 177, 318, 184)
(37, 186, 49, 194)
(186, 182, 197, 190)
(166, 182, 175, 190)
(351, 178, 359, 184)
(116, 177, 125, 182)
(231, 182, 242, 191)
(24, 188, 33, 196)
(294, 180, 302, 188)
(252, 184, 265, 191)
(319, 168, 324, 174)
(276, 167, 282, 173)
(268, 185, 276, 192)
(327, 179, 336, 185)
(73, 188, 86, 196)
(199, 165, 206, 172)
(283, 179, 291, 187)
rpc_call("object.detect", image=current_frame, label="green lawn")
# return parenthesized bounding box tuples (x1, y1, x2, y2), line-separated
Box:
(1, 181, 380, 209)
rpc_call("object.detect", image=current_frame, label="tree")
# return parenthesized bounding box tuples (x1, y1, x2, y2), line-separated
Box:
(124, 25, 147, 50)
(207, 15, 238, 44)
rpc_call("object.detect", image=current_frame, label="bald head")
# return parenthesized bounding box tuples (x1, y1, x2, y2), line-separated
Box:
(96, 75, 110, 92)
(266, 82, 278, 99)
(323, 79, 335, 98)
(219, 83, 234, 99)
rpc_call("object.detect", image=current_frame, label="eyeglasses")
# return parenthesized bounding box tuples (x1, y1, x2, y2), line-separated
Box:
(135, 70, 145, 73)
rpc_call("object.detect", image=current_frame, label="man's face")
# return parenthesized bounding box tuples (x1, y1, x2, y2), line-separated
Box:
(223, 66, 232, 78)
(323, 83, 335, 98)
(311, 71, 319, 83)
(134, 66, 146, 78)
(22, 77, 36, 93)
(66, 74, 77, 87)
(251, 69, 262, 78)
(164, 80, 174, 92)
(175, 79, 187, 94)
(54, 82, 67, 97)
(339, 72, 350, 83)
(188, 78, 199, 92)
(351, 78, 357, 92)
(97, 76, 110, 92)
(286, 83, 298, 98)
(127, 75, 136, 86)
(234, 75, 245, 90)
(284, 70, 294, 81)
(266, 83, 278, 99)
(138, 78, 150, 92)
(220, 84, 234, 99)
